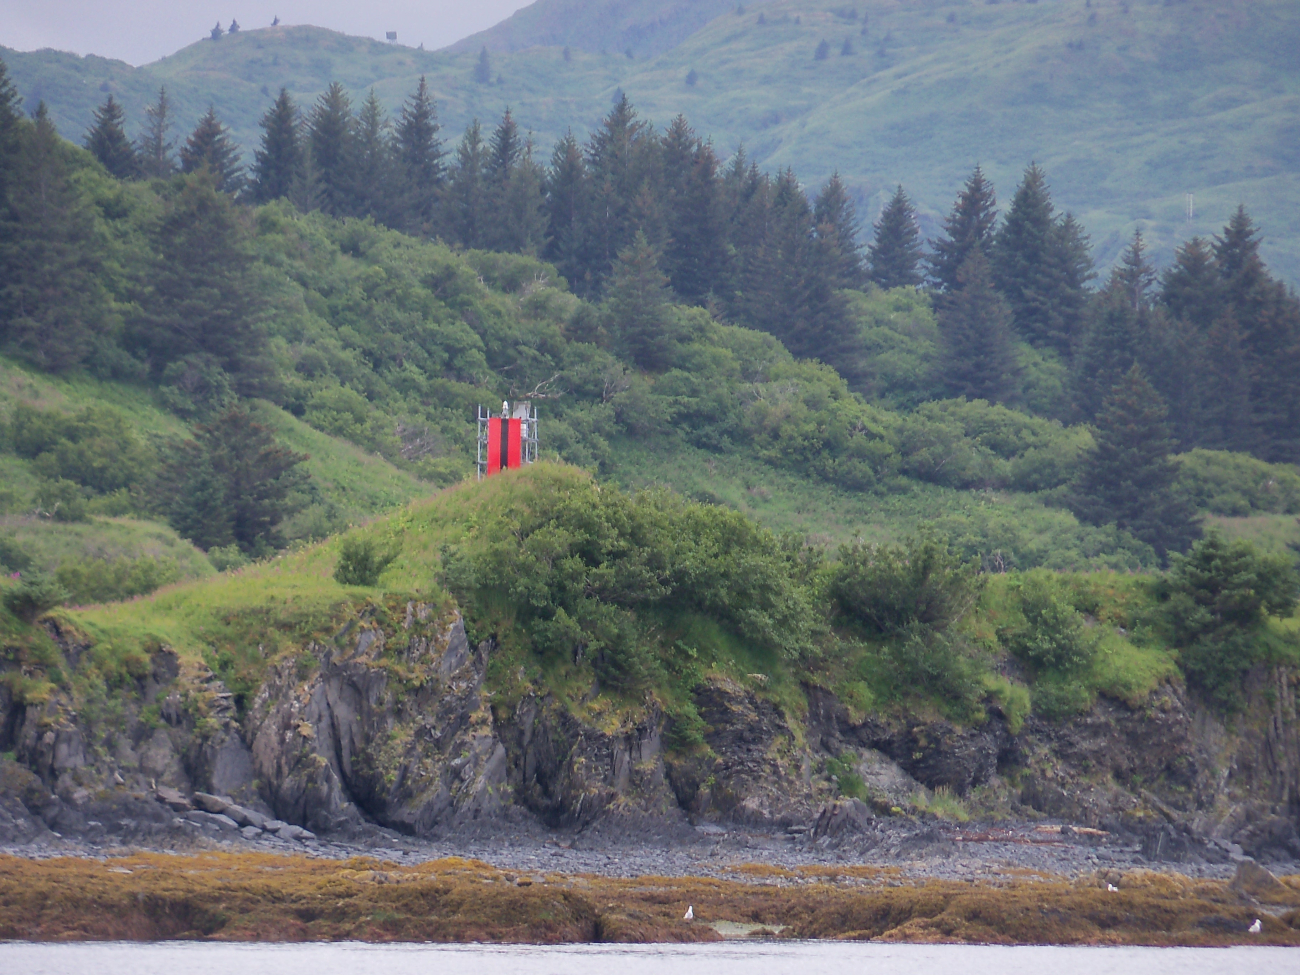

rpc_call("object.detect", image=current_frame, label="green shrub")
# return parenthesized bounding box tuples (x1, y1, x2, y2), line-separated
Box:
(1161, 531, 1299, 710)
(54, 556, 181, 605)
(830, 533, 982, 633)
(1175, 449, 1300, 516)
(9, 403, 155, 495)
(34, 478, 88, 522)
(1031, 676, 1094, 721)
(207, 543, 250, 572)
(0, 534, 34, 574)
(1005, 573, 1100, 675)
(825, 752, 869, 801)
(2, 571, 69, 622)
(334, 536, 400, 586)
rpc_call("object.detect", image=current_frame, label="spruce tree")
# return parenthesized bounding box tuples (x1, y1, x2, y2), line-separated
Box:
(250, 88, 300, 204)
(935, 248, 1019, 403)
(605, 230, 676, 370)
(179, 106, 245, 193)
(813, 172, 865, 289)
(742, 170, 862, 382)
(993, 164, 1094, 354)
(288, 141, 325, 214)
(867, 184, 923, 289)
(1213, 206, 1300, 461)
(84, 95, 137, 179)
(307, 82, 356, 217)
(392, 76, 444, 235)
(167, 407, 308, 553)
(0, 104, 110, 371)
(663, 127, 729, 304)
(1069, 364, 1199, 561)
(584, 94, 658, 292)
(350, 90, 394, 221)
(475, 47, 493, 84)
(136, 86, 176, 178)
(1160, 236, 1221, 331)
(444, 120, 486, 249)
(543, 130, 591, 293)
(130, 172, 269, 389)
(927, 165, 997, 294)
(1071, 275, 1147, 421)
(0, 57, 24, 207)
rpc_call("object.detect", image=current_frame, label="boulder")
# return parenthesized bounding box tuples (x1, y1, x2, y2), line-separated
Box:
(240, 825, 262, 840)
(154, 786, 191, 813)
(222, 803, 268, 829)
(192, 791, 234, 815)
(185, 809, 239, 831)
(1231, 859, 1287, 897)
(276, 823, 317, 841)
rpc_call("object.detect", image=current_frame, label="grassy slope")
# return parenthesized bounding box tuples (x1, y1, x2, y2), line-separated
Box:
(6, 0, 1299, 279)
(449, 0, 747, 56)
(0, 356, 433, 584)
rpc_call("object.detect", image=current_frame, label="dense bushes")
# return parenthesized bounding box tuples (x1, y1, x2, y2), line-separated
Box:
(441, 469, 818, 692)
(1161, 532, 1299, 710)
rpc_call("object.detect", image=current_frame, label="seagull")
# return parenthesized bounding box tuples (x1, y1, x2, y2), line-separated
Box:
(1249, 919, 1262, 934)
(1107, 883, 1119, 892)
(684, 905, 694, 920)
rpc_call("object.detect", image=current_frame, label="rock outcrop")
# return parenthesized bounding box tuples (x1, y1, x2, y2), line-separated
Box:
(2, 602, 1299, 861)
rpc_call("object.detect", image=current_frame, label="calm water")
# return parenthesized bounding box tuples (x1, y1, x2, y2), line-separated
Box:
(0, 942, 1288, 975)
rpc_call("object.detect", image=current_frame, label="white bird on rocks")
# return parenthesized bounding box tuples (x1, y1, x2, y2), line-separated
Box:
(684, 906, 694, 920)
(1107, 883, 1119, 892)
(1249, 919, 1262, 934)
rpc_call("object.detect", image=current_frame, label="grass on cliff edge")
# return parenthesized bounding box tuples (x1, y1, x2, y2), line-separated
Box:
(0, 852, 1298, 944)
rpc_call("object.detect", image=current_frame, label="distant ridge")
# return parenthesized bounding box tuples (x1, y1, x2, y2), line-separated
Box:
(448, 0, 755, 57)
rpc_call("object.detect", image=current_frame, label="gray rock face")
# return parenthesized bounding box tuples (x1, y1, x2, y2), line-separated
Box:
(2, 601, 1299, 861)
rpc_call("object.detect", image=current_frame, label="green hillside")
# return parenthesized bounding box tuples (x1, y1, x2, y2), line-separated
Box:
(451, 0, 749, 57)
(6, 0, 1299, 280)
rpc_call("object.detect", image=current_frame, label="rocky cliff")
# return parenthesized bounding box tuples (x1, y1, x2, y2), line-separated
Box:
(2, 600, 1298, 862)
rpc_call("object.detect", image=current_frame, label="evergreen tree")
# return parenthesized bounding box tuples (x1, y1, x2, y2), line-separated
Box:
(167, 407, 308, 553)
(993, 164, 1094, 354)
(129, 172, 269, 388)
(1069, 364, 1199, 561)
(662, 122, 729, 303)
(1112, 229, 1156, 308)
(543, 130, 591, 293)
(84, 95, 137, 179)
(250, 88, 300, 204)
(1213, 206, 1300, 461)
(1159, 236, 1221, 331)
(492, 137, 547, 255)
(0, 104, 110, 371)
(1198, 312, 1251, 451)
(350, 90, 394, 221)
(813, 172, 865, 289)
(742, 170, 862, 381)
(867, 184, 923, 289)
(935, 248, 1019, 403)
(136, 86, 176, 179)
(179, 106, 245, 193)
(584, 94, 659, 292)
(1071, 275, 1148, 421)
(0, 57, 24, 203)
(392, 76, 444, 235)
(475, 47, 493, 84)
(605, 230, 676, 370)
(307, 82, 356, 216)
(1049, 212, 1096, 352)
(927, 165, 997, 294)
(444, 120, 487, 249)
(288, 141, 325, 214)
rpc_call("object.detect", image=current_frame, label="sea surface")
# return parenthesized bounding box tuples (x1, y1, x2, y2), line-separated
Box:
(0, 941, 1288, 974)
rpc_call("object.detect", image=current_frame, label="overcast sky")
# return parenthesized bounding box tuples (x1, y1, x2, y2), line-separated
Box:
(1, 1, 534, 66)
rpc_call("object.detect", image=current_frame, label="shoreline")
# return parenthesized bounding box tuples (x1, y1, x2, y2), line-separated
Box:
(1, 830, 1298, 946)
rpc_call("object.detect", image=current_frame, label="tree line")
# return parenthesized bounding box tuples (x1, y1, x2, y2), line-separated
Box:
(3, 55, 1300, 563)
(63, 73, 1300, 472)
